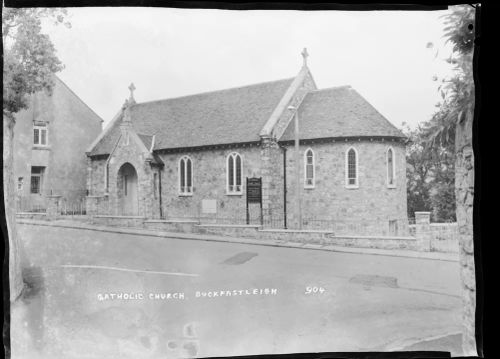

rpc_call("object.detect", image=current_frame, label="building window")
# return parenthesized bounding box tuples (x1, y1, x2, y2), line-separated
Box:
(304, 148, 315, 188)
(345, 147, 358, 188)
(179, 156, 193, 195)
(389, 219, 398, 235)
(227, 152, 242, 194)
(33, 125, 48, 146)
(387, 147, 396, 188)
(30, 166, 45, 194)
(17, 177, 24, 191)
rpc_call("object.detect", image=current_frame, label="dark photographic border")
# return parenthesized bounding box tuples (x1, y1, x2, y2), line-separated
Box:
(2, 1, 491, 358)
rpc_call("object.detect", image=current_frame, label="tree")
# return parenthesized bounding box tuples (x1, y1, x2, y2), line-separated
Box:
(404, 120, 456, 223)
(426, 4, 477, 355)
(405, 124, 433, 217)
(3, 8, 70, 301)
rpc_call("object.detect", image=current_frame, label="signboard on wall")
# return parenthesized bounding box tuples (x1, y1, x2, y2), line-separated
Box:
(202, 199, 217, 214)
(246, 177, 263, 225)
(246, 177, 262, 203)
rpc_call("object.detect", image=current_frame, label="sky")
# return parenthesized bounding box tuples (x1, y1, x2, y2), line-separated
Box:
(42, 7, 456, 130)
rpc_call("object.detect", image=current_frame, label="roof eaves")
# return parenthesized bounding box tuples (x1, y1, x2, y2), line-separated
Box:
(278, 135, 407, 145)
(153, 140, 261, 153)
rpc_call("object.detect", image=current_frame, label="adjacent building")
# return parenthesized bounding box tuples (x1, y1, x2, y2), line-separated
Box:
(14, 76, 103, 210)
(86, 51, 408, 235)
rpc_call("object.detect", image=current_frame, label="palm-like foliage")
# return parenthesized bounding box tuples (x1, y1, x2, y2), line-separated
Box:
(442, 5, 476, 55)
(427, 5, 476, 147)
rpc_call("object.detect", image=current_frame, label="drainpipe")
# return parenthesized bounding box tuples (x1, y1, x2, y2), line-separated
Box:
(158, 168, 163, 219)
(288, 105, 302, 229)
(149, 135, 163, 219)
(282, 145, 287, 229)
(294, 109, 301, 229)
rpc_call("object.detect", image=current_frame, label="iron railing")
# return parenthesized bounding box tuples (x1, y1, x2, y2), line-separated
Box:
(15, 197, 47, 213)
(149, 208, 408, 236)
(59, 198, 86, 216)
(16, 192, 86, 215)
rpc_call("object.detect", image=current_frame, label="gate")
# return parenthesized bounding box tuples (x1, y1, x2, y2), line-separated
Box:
(60, 198, 86, 216)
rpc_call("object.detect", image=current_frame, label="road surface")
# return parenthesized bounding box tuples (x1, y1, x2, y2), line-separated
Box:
(11, 223, 462, 358)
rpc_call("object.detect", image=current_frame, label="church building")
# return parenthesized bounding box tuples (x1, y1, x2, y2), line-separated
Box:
(86, 50, 408, 235)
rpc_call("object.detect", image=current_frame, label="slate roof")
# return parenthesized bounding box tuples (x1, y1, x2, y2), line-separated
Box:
(89, 78, 294, 156)
(89, 79, 405, 157)
(89, 115, 123, 156)
(137, 133, 154, 150)
(279, 86, 405, 142)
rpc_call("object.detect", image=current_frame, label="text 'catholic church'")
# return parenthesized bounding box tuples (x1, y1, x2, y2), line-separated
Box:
(86, 50, 409, 236)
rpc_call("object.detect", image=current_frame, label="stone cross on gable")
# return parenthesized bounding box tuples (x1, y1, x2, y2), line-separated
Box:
(301, 48, 309, 67)
(128, 83, 136, 103)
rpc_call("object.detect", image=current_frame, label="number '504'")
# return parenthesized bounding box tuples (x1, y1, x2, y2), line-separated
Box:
(305, 286, 325, 294)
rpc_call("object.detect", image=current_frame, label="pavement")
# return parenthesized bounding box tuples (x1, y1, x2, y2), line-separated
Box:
(16, 218, 459, 262)
(9, 221, 463, 358)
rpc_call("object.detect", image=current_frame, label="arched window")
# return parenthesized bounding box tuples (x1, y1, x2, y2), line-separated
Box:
(227, 152, 242, 194)
(179, 156, 193, 195)
(387, 147, 396, 188)
(304, 148, 315, 188)
(345, 147, 358, 188)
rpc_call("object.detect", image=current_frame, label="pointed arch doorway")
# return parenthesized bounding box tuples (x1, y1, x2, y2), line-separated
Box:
(118, 162, 138, 215)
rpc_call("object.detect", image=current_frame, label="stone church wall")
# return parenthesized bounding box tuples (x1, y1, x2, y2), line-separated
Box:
(283, 140, 408, 236)
(156, 145, 264, 223)
(87, 137, 408, 236)
(88, 157, 107, 195)
(260, 138, 285, 224)
(88, 131, 159, 217)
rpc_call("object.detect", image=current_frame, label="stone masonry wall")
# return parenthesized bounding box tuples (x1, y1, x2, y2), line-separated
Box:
(283, 140, 408, 235)
(260, 137, 284, 224)
(104, 130, 158, 217)
(455, 117, 476, 356)
(88, 157, 107, 195)
(409, 222, 459, 253)
(156, 145, 263, 222)
(88, 137, 408, 237)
